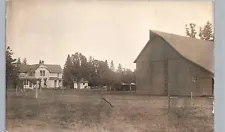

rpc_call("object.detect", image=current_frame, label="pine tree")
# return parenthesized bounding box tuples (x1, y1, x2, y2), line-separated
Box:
(6, 46, 19, 88)
(185, 21, 214, 41)
(63, 54, 73, 88)
(17, 58, 21, 65)
(22, 58, 27, 65)
(185, 23, 197, 38)
(79, 53, 88, 80)
(71, 52, 81, 83)
(117, 63, 123, 73)
(199, 21, 214, 41)
(110, 60, 115, 72)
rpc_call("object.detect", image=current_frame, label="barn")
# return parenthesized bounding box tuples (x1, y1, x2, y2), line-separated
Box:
(134, 30, 214, 96)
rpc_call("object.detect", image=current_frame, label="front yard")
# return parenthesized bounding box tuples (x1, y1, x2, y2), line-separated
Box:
(6, 89, 214, 132)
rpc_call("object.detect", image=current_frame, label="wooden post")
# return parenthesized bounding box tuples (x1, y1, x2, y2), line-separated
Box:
(61, 87, 64, 96)
(16, 86, 18, 96)
(168, 93, 170, 113)
(164, 57, 170, 112)
(191, 92, 193, 107)
(35, 86, 38, 98)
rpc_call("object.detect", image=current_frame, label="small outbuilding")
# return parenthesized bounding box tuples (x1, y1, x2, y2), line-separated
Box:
(134, 30, 214, 96)
(74, 79, 89, 89)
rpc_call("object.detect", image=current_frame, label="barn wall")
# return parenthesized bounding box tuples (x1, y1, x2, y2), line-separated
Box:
(168, 58, 213, 96)
(135, 35, 213, 96)
(136, 36, 167, 95)
(164, 37, 213, 96)
(136, 61, 152, 94)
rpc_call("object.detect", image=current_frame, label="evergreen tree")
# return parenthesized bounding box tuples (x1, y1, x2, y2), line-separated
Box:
(185, 21, 214, 41)
(22, 58, 27, 65)
(117, 63, 123, 73)
(110, 60, 115, 72)
(17, 58, 21, 65)
(71, 52, 81, 83)
(63, 54, 73, 88)
(185, 23, 197, 38)
(79, 53, 88, 80)
(199, 21, 214, 41)
(6, 46, 19, 88)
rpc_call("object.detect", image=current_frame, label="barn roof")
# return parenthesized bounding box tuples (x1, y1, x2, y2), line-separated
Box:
(19, 64, 63, 73)
(134, 30, 214, 74)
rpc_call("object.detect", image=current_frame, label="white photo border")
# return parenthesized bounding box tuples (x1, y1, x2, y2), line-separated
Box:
(1, 0, 5, 131)
(1, 0, 221, 132)
(214, 0, 224, 131)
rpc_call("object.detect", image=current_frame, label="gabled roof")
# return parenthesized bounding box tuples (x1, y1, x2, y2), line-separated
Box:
(19, 64, 63, 73)
(134, 30, 214, 74)
(44, 64, 63, 73)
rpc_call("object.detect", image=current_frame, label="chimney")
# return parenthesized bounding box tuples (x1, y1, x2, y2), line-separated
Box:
(42, 60, 44, 64)
(39, 60, 42, 64)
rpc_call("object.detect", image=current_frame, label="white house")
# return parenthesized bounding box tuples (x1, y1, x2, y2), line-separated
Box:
(74, 79, 89, 89)
(19, 60, 63, 89)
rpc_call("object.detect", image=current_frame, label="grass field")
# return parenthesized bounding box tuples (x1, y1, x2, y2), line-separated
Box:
(6, 89, 214, 132)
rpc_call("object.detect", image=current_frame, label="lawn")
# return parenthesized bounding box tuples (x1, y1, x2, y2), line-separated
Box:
(6, 89, 214, 132)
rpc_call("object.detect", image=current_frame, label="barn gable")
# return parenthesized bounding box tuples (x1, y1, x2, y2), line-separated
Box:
(134, 30, 214, 96)
(134, 30, 214, 74)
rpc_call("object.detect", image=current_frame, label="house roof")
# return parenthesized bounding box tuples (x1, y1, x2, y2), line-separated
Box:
(134, 30, 214, 74)
(19, 64, 63, 73)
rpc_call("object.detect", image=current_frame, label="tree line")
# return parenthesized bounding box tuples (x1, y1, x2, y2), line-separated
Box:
(185, 21, 214, 41)
(63, 53, 136, 89)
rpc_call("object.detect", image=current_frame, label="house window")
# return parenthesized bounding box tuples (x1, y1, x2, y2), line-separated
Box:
(57, 73, 59, 77)
(40, 70, 45, 76)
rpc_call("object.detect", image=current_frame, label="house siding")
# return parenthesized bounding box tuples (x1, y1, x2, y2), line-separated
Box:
(47, 80, 55, 88)
(135, 35, 213, 96)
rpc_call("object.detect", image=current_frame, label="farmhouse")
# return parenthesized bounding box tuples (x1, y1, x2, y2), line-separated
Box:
(134, 30, 214, 96)
(19, 60, 63, 89)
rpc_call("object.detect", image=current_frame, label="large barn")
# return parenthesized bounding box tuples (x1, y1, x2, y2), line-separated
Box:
(134, 30, 214, 96)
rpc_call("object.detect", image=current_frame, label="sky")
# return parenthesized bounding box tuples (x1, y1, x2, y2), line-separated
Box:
(6, 1, 213, 71)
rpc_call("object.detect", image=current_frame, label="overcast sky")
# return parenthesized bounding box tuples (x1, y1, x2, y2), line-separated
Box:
(6, 1, 213, 70)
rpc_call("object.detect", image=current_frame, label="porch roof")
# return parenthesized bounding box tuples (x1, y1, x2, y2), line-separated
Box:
(49, 77, 62, 80)
(19, 76, 37, 80)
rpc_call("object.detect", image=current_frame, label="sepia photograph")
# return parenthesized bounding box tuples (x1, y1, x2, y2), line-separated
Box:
(6, 1, 214, 132)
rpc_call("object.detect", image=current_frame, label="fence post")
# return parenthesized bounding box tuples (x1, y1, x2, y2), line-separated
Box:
(168, 93, 170, 113)
(61, 87, 64, 96)
(16, 86, 18, 96)
(35, 86, 38, 98)
(191, 92, 193, 107)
